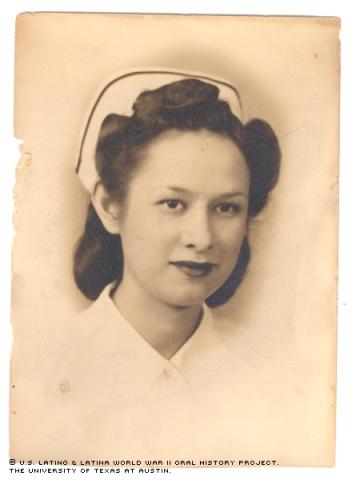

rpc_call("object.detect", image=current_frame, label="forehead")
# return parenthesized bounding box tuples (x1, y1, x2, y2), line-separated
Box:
(132, 129, 249, 194)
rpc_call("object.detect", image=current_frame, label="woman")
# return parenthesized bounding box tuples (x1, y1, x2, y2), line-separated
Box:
(62, 68, 280, 459)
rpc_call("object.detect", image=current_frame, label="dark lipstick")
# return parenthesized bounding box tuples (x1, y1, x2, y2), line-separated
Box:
(169, 261, 215, 277)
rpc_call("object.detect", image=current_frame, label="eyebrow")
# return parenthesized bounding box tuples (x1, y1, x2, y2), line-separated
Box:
(152, 186, 248, 199)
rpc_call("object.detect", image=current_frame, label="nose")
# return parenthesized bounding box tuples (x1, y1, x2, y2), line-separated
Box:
(181, 206, 214, 253)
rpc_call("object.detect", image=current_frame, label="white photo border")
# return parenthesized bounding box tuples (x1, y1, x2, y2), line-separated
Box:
(1, 2, 350, 480)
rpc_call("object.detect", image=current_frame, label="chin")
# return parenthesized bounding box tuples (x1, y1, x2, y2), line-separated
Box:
(159, 287, 215, 309)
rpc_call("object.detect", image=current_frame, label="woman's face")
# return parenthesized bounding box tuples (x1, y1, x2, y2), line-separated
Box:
(114, 128, 250, 308)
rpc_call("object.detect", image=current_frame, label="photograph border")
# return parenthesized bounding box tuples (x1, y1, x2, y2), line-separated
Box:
(1, 2, 350, 480)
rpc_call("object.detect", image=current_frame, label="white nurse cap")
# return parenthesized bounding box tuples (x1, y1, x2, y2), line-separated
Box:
(76, 68, 242, 194)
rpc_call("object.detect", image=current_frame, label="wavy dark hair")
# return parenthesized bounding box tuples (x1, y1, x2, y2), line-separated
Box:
(74, 78, 281, 307)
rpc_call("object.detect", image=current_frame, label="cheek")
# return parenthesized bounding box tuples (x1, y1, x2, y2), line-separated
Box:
(120, 215, 173, 261)
(217, 219, 247, 250)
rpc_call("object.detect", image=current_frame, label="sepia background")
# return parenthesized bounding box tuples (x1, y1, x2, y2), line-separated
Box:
(11, 13, 339, 466)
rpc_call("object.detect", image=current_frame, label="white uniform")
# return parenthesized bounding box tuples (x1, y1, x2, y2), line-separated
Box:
(12, 284, 305, 464)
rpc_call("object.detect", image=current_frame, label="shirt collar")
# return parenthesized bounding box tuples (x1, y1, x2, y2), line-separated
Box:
(81, 282, 221, 393)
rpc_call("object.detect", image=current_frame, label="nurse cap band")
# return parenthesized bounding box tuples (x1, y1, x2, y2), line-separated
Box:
(76, 68, 243, 194)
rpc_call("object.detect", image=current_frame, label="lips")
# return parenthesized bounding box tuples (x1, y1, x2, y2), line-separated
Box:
(169, 261, 216, 278)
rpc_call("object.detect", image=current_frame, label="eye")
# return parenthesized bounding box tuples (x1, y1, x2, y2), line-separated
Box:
(159, 199, 185, 211)
(215, 202, 242, 216)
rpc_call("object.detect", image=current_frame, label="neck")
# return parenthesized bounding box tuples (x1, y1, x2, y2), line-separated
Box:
(111, 277, 203, 360)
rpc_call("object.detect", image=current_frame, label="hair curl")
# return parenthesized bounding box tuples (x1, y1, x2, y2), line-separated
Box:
(74, 78, 281, 306)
